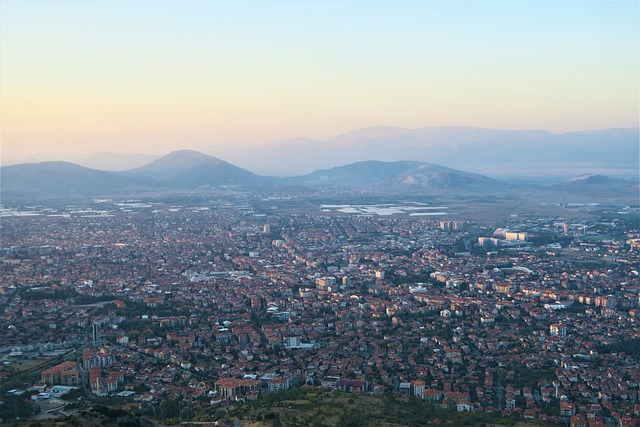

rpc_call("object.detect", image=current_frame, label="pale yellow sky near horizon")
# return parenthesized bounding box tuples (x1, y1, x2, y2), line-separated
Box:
(1, 0, 638, 162)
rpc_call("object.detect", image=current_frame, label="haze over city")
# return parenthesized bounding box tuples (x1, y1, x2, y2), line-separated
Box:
(1, 0, 638, 169)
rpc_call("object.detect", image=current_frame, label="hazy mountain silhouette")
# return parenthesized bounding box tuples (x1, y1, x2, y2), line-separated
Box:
(542, 174, 637, 194)
(298, 161, 426, 186)
(5, 126, 637, 179)
(0, 151, 274, 198)
(0, 161, 152, 198)
(228, 126, 639, 177)
(123, 150, 275, 187)
(2, 150, 636, 200)
(292, 160, 507, 191)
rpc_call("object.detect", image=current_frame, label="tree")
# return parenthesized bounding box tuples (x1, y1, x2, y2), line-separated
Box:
(160, 398, 180, 419)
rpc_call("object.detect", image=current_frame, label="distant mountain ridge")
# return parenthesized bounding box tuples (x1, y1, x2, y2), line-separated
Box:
(294, 160, 507, 191)
(218, 126, 639, 177)
(3, 126, 638, 178)
(298, 161, 428, 186)
(1, 151, 512, 198)
(0, 151, 276, 198)
(1, 149, 637, 200)
(123, 150, 274, 187)
(542, 174, 638, 194)
(0, 161, 154, 197)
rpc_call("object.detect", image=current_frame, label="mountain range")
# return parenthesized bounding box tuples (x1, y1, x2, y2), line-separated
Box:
(293, 160, 508, 192)
(1, 150, 637, 201)
(121, 150, 274, 187)
(214, 126, 639, 178)
(542, 174, 639, 193)
(4, 126, 637, 180)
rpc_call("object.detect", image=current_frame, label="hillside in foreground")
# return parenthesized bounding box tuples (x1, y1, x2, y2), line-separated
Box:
(6, 389, 554, 427)
(215, 388, 554, 427)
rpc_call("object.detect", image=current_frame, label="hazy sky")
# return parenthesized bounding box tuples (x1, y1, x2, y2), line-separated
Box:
(1, 0, 638, 161)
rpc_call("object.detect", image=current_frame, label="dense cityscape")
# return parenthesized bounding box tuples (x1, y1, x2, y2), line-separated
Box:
(2, 0, 638, 426)
(0, 194, 638, 426)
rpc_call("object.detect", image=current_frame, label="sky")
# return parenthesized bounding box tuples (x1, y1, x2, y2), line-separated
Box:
(1, 0, 639, 163)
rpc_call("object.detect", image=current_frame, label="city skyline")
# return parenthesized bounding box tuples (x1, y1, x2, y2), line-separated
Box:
(1, 0, 638, 163)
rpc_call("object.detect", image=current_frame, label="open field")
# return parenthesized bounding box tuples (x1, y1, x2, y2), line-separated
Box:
(257, 193, 532, 226)
(6, 358, 50, 372)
